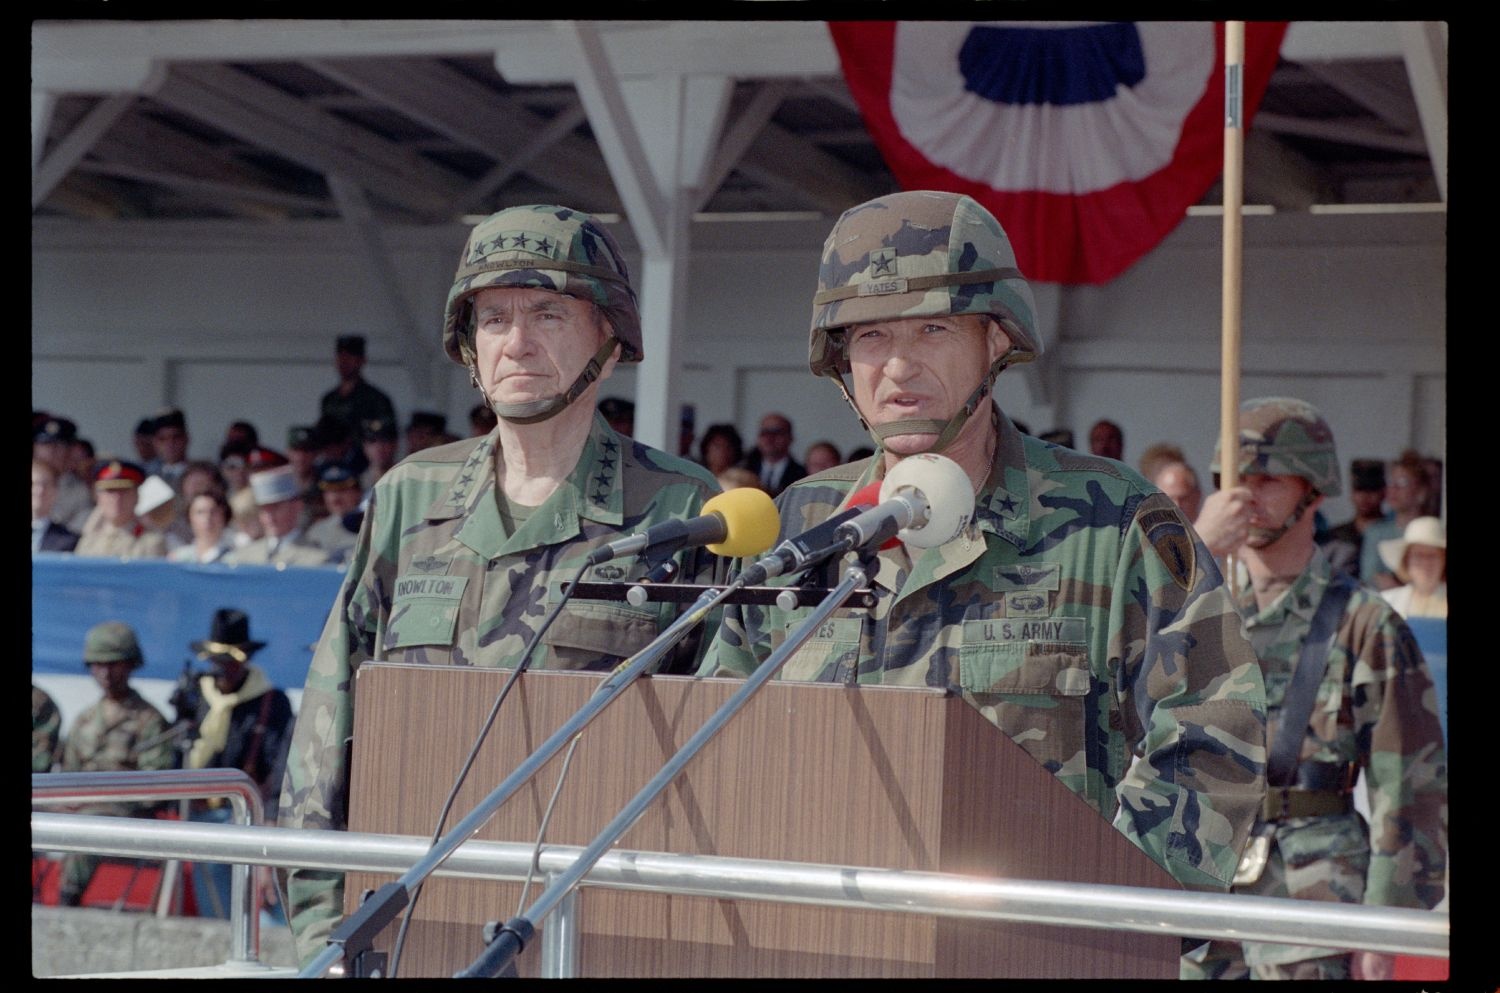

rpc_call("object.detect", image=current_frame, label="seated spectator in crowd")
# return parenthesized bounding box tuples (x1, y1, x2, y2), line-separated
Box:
(58, 622, 175, 905)
(229, 487, 263, 548)
(597, 396, 635, 437)
(70, 437, 98, 489)
(33, 684, 62, 773)
(846, 445, 876, 463)
(404, 410, 448, 456)
(132, 418, 158, 464)
(224, 465, 331, 567)
(1137, 441, 1186, 482)
(286, 426, 324, 527)
(222, 420, 260, 454)
(179, 608, 295, 920)
(34, 416, 94, 532)
(469, 402, 498, 438)
(803, 440, 842, 476)
(715, 465, 764, 492)
(312, 414, 368, 481)
(75, 460, 168, 559)
(1039, 427, 1075, 449)
(304, 464, 363, 563)
(1360, 450, 1431, 591)
(743, 412, 806, 496)
(359, 418, 399, 491)
(697, 423, 745, 478)
(219, 446, 253, 498)
(146, 407, 192, 491)
(1150, 458, 1203, 521)
(179, 460, 228, 503)
(1088, 418, 1124, 461)
(135, 474, 190, 552)
(32, 459, 80, 553)
(1378, 516, 1447, 620)
(169, 489, 238, 564)
(1319, 459, 1387, 581)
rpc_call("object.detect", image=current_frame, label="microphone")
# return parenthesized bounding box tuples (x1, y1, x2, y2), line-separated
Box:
(585, 486, 779, 567)
(732, 483, 883, 587)
(834, 453, 975, 551)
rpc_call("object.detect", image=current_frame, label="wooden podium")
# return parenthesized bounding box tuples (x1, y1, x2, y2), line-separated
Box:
(347, 663, 1183, 978)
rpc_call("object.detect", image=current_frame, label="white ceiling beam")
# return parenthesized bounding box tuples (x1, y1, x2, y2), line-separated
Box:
(554, 21, 669, 254)
(1253, 112, 1428, 156)
(1301, 62, 1420, 133)
(735, 121, 891, 213)
(696, 80, 796, 213)
(151, 63, 464, 217)
(1280, 22, 1406, 61)
(1400, 22, 1447, 203)
(75, 161, 331, 213)
(303, 56, 615, 209)
(448, 103, 592, 215)
(33, 93, 135, 208)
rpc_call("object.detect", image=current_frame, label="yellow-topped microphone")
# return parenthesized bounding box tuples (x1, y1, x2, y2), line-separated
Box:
(703, 486, 780, 558)
(585, 485, 781, 566)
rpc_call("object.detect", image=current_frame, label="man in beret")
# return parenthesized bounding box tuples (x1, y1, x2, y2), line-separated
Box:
(403, 410, 447, 456)
(224, 465, 332, 567)
(304, 464, 364, 562)
(74, 460, 168, 559)
(58, 621, 174, 905)
(33, 416, 94, 532)
(358, 418, 399, 491)
(320, 335, 397, 441)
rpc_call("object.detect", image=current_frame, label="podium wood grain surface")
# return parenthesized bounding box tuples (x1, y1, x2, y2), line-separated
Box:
(347, 663, 1182, 977)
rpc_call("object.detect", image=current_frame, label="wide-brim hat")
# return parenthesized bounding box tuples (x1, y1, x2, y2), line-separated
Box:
(134, 475, 177, 516)
(1378, 516, 1446, 581)
(190, 607, 266, 665)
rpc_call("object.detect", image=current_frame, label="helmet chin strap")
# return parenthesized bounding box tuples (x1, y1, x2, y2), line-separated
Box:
(464, 336, 620, 426)
(1247, 488, 1320, 547)
(831, 347, 1022, 456)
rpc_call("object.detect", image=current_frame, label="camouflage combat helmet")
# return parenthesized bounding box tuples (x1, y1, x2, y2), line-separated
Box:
(808, 191, 1041, 453)
(83, 620, 144, 669)
(443, 205, 641, 424)
(1210, 396, 1342, 496)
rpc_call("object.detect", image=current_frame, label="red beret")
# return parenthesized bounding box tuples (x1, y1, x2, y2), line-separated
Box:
(93, 460, 146, 490)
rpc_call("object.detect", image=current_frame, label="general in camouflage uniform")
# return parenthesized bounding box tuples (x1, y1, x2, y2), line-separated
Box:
(1183, 397, 1447, 981)
(279, 205, 724, 968)
(701, 191, 1268, 893)
(58, 622, 175, 905)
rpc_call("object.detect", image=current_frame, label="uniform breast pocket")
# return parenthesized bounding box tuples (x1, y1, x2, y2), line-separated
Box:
(543, 600, 661, 670)
(779, 615, 862, 682)
(958, 635, 1092, 773)
(384, 575, 469, 652)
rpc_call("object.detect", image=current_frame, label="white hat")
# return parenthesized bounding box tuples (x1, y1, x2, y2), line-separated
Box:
(134, 475, 176, 517)
(1378, 516, 1446, 581)
(250, 465, 301, 507)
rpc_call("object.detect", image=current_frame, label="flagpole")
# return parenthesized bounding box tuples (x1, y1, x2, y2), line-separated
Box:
(1220, 21, 1245, 579)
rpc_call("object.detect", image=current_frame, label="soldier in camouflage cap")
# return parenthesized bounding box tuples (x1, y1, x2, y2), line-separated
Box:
(58, 621, 173, 905)
(279, 205, 726, 969)
(702, 191, 1269, 899)
(1186, 397, 1446, 980)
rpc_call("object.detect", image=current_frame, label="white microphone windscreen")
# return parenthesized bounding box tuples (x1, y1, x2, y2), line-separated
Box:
(880, 453, 974, 548)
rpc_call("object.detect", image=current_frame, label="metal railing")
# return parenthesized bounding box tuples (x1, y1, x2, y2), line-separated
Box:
(32, 805, 1448, 978)
(32, 770, 265, 966)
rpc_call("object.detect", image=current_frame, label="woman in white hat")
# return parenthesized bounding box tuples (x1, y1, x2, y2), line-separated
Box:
(1378, 516, 1447, 619)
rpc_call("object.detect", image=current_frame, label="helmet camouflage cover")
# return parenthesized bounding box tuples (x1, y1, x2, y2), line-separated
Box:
(809, 190, 1041, 377)
(442, 205, 642, 368)
(1211, 396, 1342, 496)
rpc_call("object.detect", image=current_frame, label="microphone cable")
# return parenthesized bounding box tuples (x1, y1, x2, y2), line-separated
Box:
(388, 557, 592, 977)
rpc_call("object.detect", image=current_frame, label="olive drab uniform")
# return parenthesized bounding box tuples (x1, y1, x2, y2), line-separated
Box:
(701, 413, 1268, 890)
(33, 685, 62, 773)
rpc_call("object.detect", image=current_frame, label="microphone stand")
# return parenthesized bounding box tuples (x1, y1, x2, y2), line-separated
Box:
(298, 582, 733, 979)
(454, 555, 875, 979)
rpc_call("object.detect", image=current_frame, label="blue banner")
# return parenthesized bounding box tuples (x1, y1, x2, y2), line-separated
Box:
(32, 554, 346, 693)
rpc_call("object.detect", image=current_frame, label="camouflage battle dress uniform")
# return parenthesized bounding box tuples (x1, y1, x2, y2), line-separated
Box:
(1183, 399, 1447, 980)
(702, 190, 1268, 892)
(59, 623, 175, 903)
(280, 205, 724, 967)
(33, 684, 62, 773)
